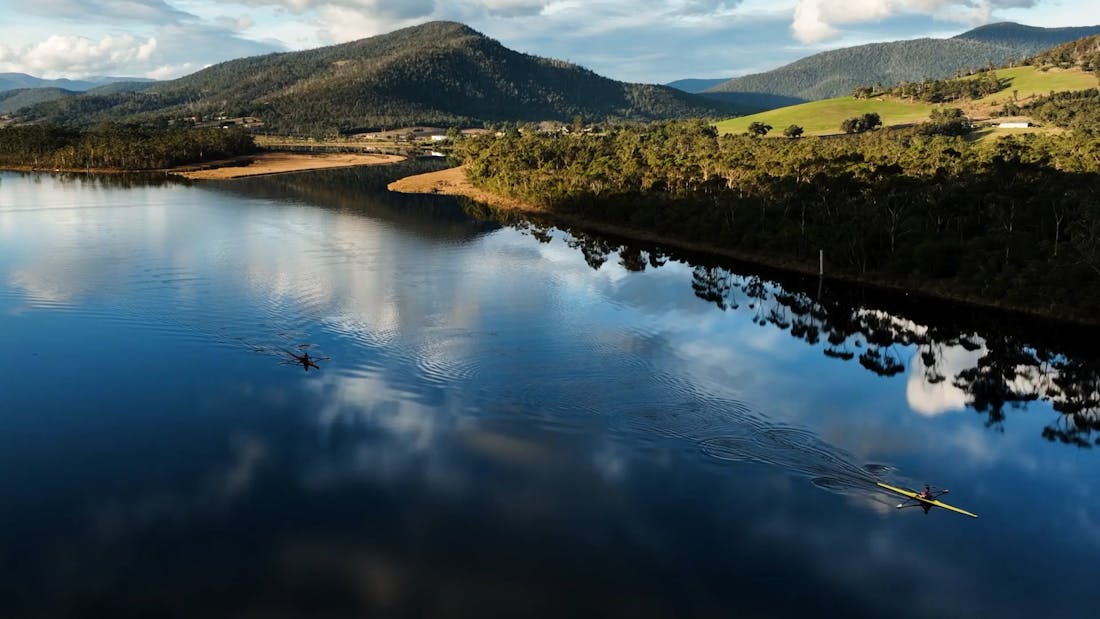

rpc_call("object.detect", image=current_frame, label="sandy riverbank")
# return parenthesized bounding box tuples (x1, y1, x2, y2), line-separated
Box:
(386, 166, 543, 213)
(173, 152, 406, 180)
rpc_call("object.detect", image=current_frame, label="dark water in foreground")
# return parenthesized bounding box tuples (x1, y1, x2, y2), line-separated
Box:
(1, 167, 1099, 618)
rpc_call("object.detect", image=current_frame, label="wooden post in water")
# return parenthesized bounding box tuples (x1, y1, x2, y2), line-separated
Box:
(819, 250, 824, 276)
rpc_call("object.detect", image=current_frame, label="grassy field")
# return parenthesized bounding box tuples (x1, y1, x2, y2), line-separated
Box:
(715, 97, 934, 136)
(974, 66, 1099, 107)
(716, 66, 1099, 137)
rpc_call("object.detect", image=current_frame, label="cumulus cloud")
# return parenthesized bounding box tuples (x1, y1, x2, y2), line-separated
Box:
(0, 34, 157, 77)
(791, 0, 1040, 43)
(0, 22, 282, 78)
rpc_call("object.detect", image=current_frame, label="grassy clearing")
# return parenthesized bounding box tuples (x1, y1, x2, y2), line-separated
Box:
(715, 96, 934, 136)
(970, 125, 1066, 142)
(975, 66, 1099, 108)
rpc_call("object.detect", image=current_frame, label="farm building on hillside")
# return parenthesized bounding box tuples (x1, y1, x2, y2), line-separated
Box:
(998, 122, 1033, 129)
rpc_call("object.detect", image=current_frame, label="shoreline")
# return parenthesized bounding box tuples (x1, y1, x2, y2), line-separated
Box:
(388, 166, 1099, 327)
(0, 151, 407, 180)
(388, 166, 851, 276)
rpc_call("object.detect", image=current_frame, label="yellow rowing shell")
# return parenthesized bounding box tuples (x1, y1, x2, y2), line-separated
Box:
(876, 482, 979, 518)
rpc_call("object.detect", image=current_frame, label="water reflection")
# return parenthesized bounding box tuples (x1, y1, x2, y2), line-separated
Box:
(3, 169, 1100, 618)
(477, 211, 1100, 450)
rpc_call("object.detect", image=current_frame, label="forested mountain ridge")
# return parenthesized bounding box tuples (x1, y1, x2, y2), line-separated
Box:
(0, 88, 76, 115)
(956, 22, 1100, 52)
(707, 22, 1100, 103)
(13, 21, 736, 135)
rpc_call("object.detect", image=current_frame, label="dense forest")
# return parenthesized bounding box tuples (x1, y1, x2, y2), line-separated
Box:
(456, 121, 1100, 322)
(1019, 89, 1100, 131)
(1027, 33, 1100, 69)
(11, 22, 735, 136)
(0, 124, 256, 170)
(955, 22, 1100, 53)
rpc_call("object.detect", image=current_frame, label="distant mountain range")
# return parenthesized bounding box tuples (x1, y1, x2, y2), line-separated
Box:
(11, 22, 738, 134)
(0, 73, 153, 94)
(703, 22, 1100, 106)
(0, 82, 154, 115)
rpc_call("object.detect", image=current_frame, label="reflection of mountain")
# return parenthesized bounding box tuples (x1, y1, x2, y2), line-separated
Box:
(472, 210, 1100, 449)
(204, 162, 500, 243)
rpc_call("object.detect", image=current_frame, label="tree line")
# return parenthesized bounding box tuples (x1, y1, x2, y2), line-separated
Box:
(456, 121, 1100, 322)
(0, 124, 256, 170)
(867, 71, 1007, 103)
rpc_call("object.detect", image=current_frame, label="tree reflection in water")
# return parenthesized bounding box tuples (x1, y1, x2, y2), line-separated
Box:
(485, 211, 1100, 449)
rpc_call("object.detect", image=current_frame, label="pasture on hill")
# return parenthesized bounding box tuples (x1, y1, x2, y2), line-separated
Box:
(972, 66, 1099, 107)
(715, 65, 1099, 137)
(714, 97, 934, 136)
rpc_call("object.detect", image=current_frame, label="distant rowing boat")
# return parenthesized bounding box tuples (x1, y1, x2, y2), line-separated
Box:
(876, 482, 979, 518)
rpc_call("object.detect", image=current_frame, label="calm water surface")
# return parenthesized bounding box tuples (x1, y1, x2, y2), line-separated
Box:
(1, 166, 1098, 618)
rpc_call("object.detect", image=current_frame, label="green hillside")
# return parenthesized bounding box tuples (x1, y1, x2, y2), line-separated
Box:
(707, 22, 1100, 104)
(15, 21, 734, 135)
(974, 66, 1099, 106)
(715, 97, 934, 136)
(716, 63, 1099, 137)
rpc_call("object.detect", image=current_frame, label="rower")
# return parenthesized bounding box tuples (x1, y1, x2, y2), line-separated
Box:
(293, 351, 320, 371)
(919, 485, 934, 500)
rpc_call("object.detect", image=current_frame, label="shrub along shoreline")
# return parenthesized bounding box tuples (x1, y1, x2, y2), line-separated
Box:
(451, 120, 1100, 324)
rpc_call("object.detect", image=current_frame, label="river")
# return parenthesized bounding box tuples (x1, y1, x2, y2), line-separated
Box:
(1, 165, 1098, 618)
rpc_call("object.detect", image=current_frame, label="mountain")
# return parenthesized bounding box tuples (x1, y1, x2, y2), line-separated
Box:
(0, 73, 152, 94)
(707, 22, 1100, 103)
(955, 22, 1100, 53)
(15, 22, 738, 134)
(0, 88, 77, 114)
(0, 81, 158, 116)
(666, 78, 730, 93)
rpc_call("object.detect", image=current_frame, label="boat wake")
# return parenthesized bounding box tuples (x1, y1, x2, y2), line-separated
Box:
(617, 382, 894, 500)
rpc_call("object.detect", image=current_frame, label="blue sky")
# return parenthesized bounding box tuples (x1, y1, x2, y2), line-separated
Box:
(0, 0, 1092, 83)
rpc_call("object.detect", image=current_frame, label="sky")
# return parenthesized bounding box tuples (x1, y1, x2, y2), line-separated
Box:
(0, 0, 1093, 84)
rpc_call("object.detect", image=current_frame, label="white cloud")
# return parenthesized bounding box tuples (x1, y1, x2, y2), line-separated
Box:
(905, 343, 984, 416)
(0, 0, 1078, 83)
(0, 21, 282, 78)
(0, 34, 158, 77)
(791, 0, 1040, 43)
